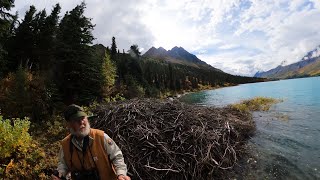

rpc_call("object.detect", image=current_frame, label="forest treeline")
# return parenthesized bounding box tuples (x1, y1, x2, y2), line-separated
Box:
(0, 1, 263, 121)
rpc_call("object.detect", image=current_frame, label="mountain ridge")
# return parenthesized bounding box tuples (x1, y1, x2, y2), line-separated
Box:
(254, 45, 320, 79)
(143, 46, 222, 72)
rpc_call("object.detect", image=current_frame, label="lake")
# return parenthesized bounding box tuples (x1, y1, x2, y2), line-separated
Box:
(180, 76, 320, 179)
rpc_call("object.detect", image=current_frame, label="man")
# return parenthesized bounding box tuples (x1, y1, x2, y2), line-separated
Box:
(52, 104, 130, 180)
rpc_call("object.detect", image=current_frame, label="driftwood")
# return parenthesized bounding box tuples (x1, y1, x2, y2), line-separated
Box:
(91, 98, 255, 180)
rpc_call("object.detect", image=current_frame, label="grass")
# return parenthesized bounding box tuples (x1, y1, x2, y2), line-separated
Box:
(230, 97, 282, 112)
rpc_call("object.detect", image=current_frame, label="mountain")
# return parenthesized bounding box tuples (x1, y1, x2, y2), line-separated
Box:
(254, 45, 320, 79)
(143, 46, 222, 72)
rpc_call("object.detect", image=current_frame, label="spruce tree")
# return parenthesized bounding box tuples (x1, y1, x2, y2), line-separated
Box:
(168, 63, 176, 90)
(31, 9, 47, 71)
(110, 36, 117, 62)
(0, 0, 16, 77)
(37, 4, 61, 71)
(11, 5, 37, 70)
(55, 2, 104, 105)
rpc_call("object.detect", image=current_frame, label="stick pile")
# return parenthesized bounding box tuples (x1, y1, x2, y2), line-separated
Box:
(91, 98, 255, 180)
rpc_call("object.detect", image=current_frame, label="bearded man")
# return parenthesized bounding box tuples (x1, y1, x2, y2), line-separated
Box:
(52, 104, 130, 180)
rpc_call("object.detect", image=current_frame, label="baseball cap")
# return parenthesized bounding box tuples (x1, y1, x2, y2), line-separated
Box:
(64, 104, 87, 121)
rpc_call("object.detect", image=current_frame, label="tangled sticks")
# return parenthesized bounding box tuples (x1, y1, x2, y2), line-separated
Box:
(91, 99, 255, 180)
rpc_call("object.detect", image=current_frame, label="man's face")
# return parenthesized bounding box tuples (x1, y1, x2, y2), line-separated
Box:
(68, 116, 90, 138)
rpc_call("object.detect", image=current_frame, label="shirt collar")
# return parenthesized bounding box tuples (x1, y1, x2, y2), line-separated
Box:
(71, 133, 94, 151)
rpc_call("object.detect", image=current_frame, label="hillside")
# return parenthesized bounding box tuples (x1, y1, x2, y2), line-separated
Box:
(254, 46, 320, 79)
(296, 57, 320, 76)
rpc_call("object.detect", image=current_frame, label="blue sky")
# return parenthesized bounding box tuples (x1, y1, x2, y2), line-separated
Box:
(12, 0, 320, 76)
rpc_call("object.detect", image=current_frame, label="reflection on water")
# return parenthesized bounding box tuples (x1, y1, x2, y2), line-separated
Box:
(180, 77, 320, 179)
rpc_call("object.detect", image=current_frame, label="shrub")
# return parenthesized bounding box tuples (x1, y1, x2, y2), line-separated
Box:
(104, 93, 126, 103)
(0, 115, 63, 179)
(0, 67, 54, 121)
(0, 116, 31, 159)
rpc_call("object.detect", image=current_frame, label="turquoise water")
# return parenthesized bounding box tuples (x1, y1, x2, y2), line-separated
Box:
(180, 77, 320, 179)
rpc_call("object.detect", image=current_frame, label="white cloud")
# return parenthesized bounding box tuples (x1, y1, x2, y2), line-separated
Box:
(11, 0, 320, 76)
(218, 44, 239, 50)
(197, 50, 275, 76)
(311, 0, 320, 9)
(289, 0, 307, 11)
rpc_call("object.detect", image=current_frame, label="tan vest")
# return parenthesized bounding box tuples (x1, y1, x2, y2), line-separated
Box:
(61, 129, 117, 180)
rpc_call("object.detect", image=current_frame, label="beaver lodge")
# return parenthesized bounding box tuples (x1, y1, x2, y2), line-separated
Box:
(91, 98, 255, 180)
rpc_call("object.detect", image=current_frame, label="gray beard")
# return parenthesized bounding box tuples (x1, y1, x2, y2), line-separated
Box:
(70, 123, 91, 138)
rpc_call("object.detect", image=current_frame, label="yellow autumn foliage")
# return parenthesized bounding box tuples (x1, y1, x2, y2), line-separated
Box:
(0, 116, 31, 158)
(0, 115, 62, 179)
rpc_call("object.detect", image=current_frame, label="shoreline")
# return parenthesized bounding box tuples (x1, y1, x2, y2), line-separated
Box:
(168, 78, 272, 100)
(165, 83, 239, 100)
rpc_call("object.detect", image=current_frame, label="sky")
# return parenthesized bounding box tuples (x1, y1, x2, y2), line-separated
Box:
(11, 0, 320, 76)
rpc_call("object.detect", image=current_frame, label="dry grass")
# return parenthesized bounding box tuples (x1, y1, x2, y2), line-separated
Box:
(230, 97, 282, 112)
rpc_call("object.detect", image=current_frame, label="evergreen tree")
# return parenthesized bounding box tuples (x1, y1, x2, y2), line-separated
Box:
(31, 9, 47, 71)
(0, 0, 15, 43)
(36, 4, 62, 111)
(101, 51, 116, 96)
(128, 58, 143, 83)
(38, 4, 61, 71)
(168, 63, 176, 90)
(110, 36, 117, 62)
(0, 0, 16, 77)
(55, 2, 102, 105)
(10, 5, 37, 70)
(129, 44, 141, 59)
